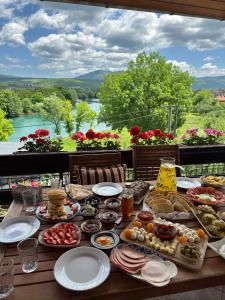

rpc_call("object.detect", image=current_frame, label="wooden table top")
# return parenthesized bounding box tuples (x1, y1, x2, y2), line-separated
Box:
(2, 184, 225, 300)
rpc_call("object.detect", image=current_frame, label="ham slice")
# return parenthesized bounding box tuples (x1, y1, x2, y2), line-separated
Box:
(118, 249, 145, 264)
(141, 261, 170, 283)
(121, 245, 145, 259)
(110, 250, 140, 274)
(115, 249, 145, 269)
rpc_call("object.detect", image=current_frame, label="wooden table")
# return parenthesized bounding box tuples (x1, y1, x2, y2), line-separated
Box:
(2, 185, 225, 300)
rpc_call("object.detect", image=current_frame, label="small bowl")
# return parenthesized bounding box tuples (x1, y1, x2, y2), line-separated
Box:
(104, 198, 121, 211)
(81, 219, 102, 234)
(91, 230, 120, 250)
(154, 223, 177, 241)
(80, 207, 98, 220)
(137, 211, 154, 223)
(98, 211, 118, 224)
(180, 242, 202, 263)
(85, 195, 101, 208)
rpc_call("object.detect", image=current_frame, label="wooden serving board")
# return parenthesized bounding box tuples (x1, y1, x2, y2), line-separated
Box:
(120, 220, 208, 271)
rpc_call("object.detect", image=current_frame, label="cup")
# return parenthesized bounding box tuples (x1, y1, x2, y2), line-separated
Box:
(17, 238, 38, 273)
(0, 258, 14, 299)
(22, 189, 37, 212)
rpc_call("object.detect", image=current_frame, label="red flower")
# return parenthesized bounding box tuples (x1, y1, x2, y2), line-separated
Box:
(147, 130, 155, 136)
(158, 132, 165, 137)
(105, 133, 111, 138)
(167, 133, 174, 140)
(20, 136, 27, 142)
(99, 133, 106, 139)
(71, 132, 84, 141)
(36, 138, 44, 144)
(139, 132, 149, 140)
(86, 129, 95, 140)
(113, 134, 120, 139)
(154, 129, 161, 136)
(94, 132, 101, 139)
(28, 133, 38, 140)
(35, 129, 49, 137)
(131, 137, 138, 144)
(130, 126, 140, 136)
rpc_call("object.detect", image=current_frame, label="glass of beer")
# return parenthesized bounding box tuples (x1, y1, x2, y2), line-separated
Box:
(121, 189, 134, 219)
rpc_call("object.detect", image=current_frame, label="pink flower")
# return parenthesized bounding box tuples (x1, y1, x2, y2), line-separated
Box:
(181, 134, 187, 139)
(20, 136, 27, 142)
(11, 184, 17, 189)
(186, 128, 198, 136)
(31, 181, 38, 187)
(113, 134, 120, 139)
(99, 133, 106, 139)
(35, 129, 49, 137)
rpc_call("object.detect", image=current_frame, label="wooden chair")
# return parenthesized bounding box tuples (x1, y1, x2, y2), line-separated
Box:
(69, 152, 122, 183)
(133, 145, 180, 181)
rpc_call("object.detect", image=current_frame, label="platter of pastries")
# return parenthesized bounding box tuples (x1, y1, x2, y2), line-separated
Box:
(120, 212, 208, 271)
(144, 191, 194, 220)
(192, 205, 225, 239)
(201, 176, 225, 188)
(36, 189, 80, 222)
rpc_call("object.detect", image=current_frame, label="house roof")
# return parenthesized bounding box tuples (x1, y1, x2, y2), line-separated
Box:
(217, 95, 225, 102)
(42, 0, 225, 20)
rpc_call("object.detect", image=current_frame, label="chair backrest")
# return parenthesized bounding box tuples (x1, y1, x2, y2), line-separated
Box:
(133, 145, 180, 181)
(69, 152, 122, 183)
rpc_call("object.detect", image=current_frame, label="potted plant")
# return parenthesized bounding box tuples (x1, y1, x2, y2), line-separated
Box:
(129, 125, 175, 146)
(71, 129, 121, 151)
(178, 127, 225, 165)
(180, 128, 224, 146)
(17, 129, 63, 153)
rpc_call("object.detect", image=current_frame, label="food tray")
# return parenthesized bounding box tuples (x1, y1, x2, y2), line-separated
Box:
(191, 208, 223, 240)
(143, 191, 194, 220)
(112, 243, 177, 286)
(38, 222, 81, 248)
(120, 220, 208, 271)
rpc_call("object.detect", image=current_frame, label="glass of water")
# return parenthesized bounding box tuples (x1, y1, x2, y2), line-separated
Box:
(22, 189, 37, 212)
(17, 238, 38, 273)
(0, 258, 14, 299)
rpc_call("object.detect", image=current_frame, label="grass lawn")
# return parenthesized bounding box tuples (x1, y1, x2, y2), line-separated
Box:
(177, 113, 206, 135)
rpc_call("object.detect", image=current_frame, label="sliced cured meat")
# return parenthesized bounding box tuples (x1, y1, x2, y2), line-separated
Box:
(110, 250, 140, 274)
(115, 249, 145, 269)
(141, 261, 170, 283)
(121, 245, 145, 259)
(118, 250, 145, 264)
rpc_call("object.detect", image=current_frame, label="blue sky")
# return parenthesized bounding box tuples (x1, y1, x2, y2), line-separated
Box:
(1, 0, 225, 78)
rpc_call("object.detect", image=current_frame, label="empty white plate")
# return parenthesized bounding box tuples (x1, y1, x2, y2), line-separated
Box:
(54, 246, 110, 291)
(92, 182, 123, 197)
(0, 216, 40, 243)
(176, 177, 201, 189)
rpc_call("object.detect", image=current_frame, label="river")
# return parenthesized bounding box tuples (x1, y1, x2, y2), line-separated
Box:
(9, 99, 109, 142)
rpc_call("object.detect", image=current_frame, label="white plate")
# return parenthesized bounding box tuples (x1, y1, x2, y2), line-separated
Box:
(176, 177, 201, 189)
(54, 246, 110, 291)
(0, 216, 40, 243)
(92, 182, 123, 197)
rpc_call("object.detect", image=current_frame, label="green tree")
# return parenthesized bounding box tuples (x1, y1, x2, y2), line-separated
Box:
(97, 52, 193, 131)
(64, 100, 74, 134)
(21, 97, 33, 114)
(0, 109, 14, 141)
(0, 89, 23, 117)
(193, 90, 220, 114)
(75, 101, 97, 131)
(31, 92, 45, 104)
(42, 95, 67, 135)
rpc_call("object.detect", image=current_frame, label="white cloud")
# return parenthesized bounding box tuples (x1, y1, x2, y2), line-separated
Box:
(0, 18, 28, 46)
(5, 56, 20, 63)
(169, 60, 225, 77)
(203, 56, 215, 62)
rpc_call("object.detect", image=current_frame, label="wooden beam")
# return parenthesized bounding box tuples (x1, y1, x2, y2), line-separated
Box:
(42, 0, 225, 20)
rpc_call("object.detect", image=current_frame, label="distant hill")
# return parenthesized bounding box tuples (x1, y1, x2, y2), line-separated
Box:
(76, 70, 110, 81)
(0, 71, 225, 91)
(193, 76, 225, 90)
